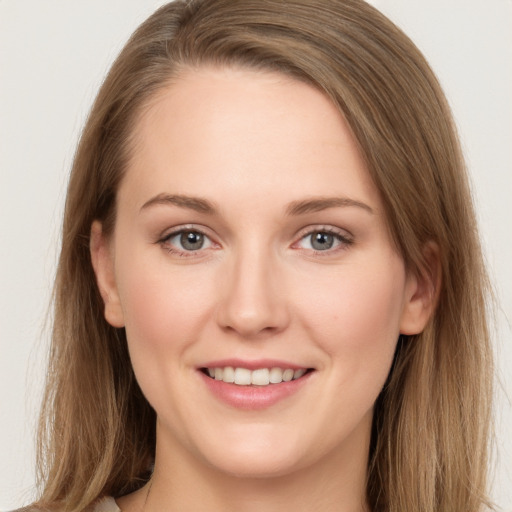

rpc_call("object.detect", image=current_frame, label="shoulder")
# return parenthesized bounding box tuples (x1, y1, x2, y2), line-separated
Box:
(6, 508, 46, 512)
(6, 507, 47, 512)
(6, 497, 120, 512)
(91, 497, 121, 512)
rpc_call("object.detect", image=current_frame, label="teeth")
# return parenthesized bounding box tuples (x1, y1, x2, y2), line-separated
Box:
(282, 369, 294, 382)
(234, 368, 252, 385)
(205, 366, 309, 386)
(223, 366, 235, 383)
(269, 367, 283, 384)
(294, 368, 306, 379)
(251, 368, 269, 386)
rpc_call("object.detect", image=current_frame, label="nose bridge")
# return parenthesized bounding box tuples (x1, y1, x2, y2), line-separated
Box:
(216, 237, 289, 337)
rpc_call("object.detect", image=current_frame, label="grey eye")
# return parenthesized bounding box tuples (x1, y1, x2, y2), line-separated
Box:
(161, 228, 214, 255)
(309, 232, 335, 250)
(180, 231, 205, 251)
(295, 229, 352, 253)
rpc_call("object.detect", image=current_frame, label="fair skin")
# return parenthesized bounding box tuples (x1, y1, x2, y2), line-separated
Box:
(91, 67, 435, 512)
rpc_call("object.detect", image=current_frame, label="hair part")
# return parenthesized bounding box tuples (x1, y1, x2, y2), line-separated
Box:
(35, 1, 493, 511)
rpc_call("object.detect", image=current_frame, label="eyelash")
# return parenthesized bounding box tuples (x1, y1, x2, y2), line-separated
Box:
(157, 225, 215, 258)
(293, 226, 354, 255)
(157, 225, 354, 258)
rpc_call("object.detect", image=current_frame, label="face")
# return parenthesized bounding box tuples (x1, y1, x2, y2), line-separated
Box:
(92, 67, 431, 480)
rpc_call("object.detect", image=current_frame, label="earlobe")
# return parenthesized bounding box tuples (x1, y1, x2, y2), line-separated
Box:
(399, 242, 442, 335)
(90, 221, 125, 328)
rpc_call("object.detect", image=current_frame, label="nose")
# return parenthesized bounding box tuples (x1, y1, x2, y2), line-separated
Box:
(215, 246, 290, 339)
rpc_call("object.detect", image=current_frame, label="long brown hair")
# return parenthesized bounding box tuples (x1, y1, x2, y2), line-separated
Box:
(34, 1, 493, 511)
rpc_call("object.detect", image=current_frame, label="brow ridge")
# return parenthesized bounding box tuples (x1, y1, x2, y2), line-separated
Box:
(140, 193, 217, 214)
(286, 197, 374, 216)
(140, 193, 373, 216)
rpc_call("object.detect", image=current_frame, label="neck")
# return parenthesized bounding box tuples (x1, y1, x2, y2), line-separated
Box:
(138, 417, 371, 512)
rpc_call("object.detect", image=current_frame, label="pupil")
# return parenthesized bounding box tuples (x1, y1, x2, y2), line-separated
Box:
(311, 232, 334, 250)
(181, 231, 204, 250)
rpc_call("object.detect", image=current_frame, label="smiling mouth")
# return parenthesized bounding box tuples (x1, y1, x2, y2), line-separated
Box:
(201, 367, 314, 386)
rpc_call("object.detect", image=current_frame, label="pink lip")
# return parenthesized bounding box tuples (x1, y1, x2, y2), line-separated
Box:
(198, 361, 314, 410)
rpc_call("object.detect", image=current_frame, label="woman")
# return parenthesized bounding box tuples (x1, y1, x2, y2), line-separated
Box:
(28, 0, 493, 511)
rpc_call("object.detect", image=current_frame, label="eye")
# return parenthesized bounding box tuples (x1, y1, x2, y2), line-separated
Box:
(161, 229, 214, 253)
(295, 229, 353, 252)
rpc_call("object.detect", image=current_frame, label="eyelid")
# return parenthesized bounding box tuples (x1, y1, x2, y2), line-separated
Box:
(158, 223, 210, 239)
(155, 223, 353, 257)
(157, 224, 220, 256)
(292, 225, 354, 253)
(294, 224, 353, 241)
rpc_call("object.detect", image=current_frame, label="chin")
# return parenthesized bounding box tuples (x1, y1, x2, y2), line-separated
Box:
(194, 429, 316, 479)
(206, 451, 305, 479)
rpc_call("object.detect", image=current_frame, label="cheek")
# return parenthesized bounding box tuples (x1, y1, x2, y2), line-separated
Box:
(115, 250, 217, 356)
(290, 257, 407, 445)
(114, 251, 221, 417)
(297, 257, 406, 369)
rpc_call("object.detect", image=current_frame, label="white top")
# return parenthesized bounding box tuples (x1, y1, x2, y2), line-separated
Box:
(93, 496, 121, 512)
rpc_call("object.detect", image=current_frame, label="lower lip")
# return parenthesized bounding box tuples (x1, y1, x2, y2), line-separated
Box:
(199, 371, 314, 410)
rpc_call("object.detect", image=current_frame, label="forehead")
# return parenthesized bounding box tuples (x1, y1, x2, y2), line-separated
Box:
(121, 66, 381, 213)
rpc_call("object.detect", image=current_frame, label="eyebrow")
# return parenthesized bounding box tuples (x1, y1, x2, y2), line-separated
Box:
(286, 197, 374, 216)
(140, 193, 217, 214)
(140, 193, 374, 216)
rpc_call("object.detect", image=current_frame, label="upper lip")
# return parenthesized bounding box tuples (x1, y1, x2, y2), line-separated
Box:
(199, 358, 312, 371)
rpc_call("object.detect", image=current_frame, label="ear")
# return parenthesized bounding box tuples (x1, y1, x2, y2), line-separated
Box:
(399, 242, 442, 335)
(90, 220, 125, 328)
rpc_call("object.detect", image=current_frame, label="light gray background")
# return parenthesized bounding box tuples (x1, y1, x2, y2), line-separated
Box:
(1, 0, 511, 509)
